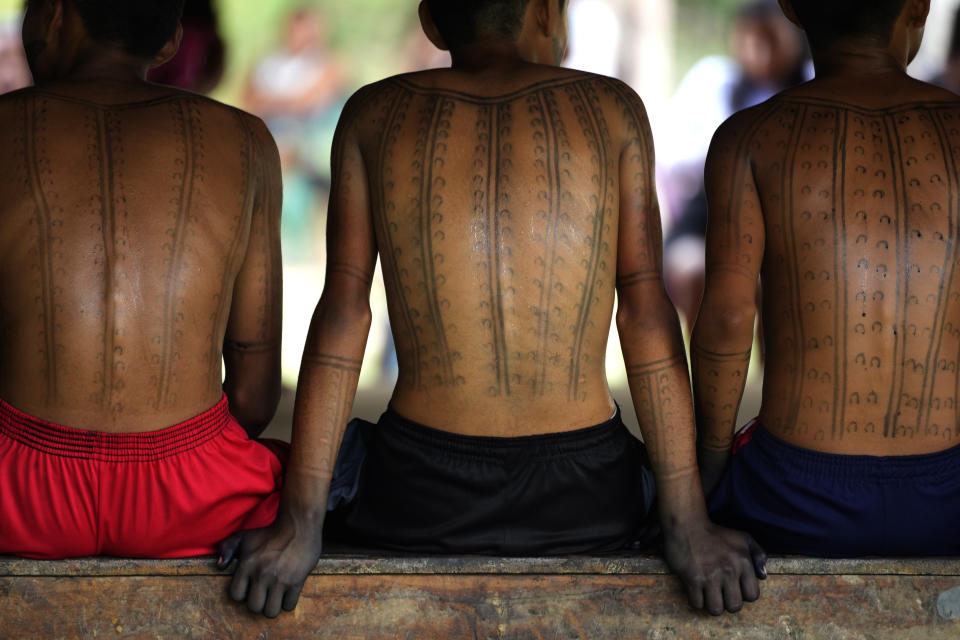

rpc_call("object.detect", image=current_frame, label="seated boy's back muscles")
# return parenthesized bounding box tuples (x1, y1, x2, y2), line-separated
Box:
(224, 0, 765, 617)
(0, 87, 282, 435)
(694, 91, 960, 459)
(353, 71, 658, 434)
(226, 66, 765, 618)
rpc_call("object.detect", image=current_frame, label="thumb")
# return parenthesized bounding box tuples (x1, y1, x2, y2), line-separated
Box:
(745, 534, 767, 579)
(217, 531, 245, 569)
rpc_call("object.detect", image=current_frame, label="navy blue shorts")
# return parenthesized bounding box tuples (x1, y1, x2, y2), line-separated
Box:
(324, 407, 657, 555)
(708, 421, 960, 556)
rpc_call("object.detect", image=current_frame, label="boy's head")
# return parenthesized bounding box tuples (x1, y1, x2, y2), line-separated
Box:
(779, 0, 928, 57)
(419, 0, 568, 64)
(23, 0, 184, 81)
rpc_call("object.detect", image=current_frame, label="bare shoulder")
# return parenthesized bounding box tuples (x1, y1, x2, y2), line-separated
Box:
(707, 99, 781, 165)
(0, 85, 37, 112)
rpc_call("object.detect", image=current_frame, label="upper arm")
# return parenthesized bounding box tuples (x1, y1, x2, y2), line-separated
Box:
(701, 111, 766, 305)
(321, 88, 378, 307)
(612, 81, 667, 312)
(224, 114, 283, 355)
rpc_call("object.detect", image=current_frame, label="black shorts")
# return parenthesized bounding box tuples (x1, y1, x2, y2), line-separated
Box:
(324, 407, 656, 555)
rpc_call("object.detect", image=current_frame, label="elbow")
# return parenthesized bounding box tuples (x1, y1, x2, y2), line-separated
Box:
(224, 364, 281, 438)
(315, 291, 373, 333)
(229, 385, 281, 439)
(695, 298, 756, 342)
(616, 288, 679, 334)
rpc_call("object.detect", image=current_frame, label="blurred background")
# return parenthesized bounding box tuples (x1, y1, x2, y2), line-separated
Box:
(2, 0, 960, 439)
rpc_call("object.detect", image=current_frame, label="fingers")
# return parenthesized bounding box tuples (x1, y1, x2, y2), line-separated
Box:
(740, 563, 760, 603)
(721, 576, 744, 614)
(684, 578, 705, 611)
(263, 585, 286, 619)
(228, 562, 251, 603)
(703, 582, 725, 616)
(745, 534, 768, 579)
(218, 532, 244, 569)
(245, 575, 269, 615)
(282, 582, 304, 612)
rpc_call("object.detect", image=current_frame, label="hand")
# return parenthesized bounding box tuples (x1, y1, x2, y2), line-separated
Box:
(663, 518, 766, 615)
(218, 513, 324, 618)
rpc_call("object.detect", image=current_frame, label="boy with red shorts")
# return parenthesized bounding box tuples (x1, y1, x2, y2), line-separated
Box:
(0, 0, 285, 558)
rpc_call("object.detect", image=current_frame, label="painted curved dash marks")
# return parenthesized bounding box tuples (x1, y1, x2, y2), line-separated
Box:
(22, 96, 62, 403)
(739, 97, 960, 444)
(567, 82, 613, 401)
(155, 100, 203, 409)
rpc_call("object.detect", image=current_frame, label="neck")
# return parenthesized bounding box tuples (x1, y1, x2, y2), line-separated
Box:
(56, 47, 149, 84)
(449, 38, 540, 72)
(811, 41, 907, 79)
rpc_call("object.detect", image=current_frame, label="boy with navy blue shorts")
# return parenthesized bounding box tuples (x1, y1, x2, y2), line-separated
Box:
(693, 0, 960, 555)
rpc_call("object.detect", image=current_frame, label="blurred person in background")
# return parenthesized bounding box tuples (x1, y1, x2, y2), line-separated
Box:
(658, 0, 809, 327)
(0, 12, 30, 93)
(245, 6, 346, 264)
(148, 0, 224, 94)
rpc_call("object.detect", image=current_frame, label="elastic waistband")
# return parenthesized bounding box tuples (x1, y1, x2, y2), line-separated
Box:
(747, 421, 960, 481)
(0, 395, 233, 462)
(380, 406, 629, 459)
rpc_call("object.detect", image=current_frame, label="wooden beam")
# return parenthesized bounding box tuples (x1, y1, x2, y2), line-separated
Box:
(2, 556, 959, 638)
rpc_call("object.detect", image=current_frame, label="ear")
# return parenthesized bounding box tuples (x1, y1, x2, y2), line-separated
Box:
(418, 1, 448, 51)
(150, 23, 183, 69)
(777, 0, 803, 30)
(46, 0, 66, 43)
(532, 0, 555, 38)
(907, 0, 931, 27)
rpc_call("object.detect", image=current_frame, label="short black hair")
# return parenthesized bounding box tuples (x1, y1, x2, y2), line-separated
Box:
(787, 0, 907, 47)
(425, 0, 566, 48)
(72, 0, 186, 58)
(426, 0, 530, 46)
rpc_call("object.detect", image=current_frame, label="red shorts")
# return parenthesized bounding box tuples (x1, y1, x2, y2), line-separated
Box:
(0, 394, 287, 559)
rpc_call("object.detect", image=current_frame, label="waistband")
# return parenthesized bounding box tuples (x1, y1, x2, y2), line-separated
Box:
(379, 406, 629, 459)
(747, 420, 960, 481)
(0, 394, 233, 462)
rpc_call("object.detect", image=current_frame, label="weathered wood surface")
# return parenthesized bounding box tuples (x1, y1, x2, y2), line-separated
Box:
(2, 556, 960, 639)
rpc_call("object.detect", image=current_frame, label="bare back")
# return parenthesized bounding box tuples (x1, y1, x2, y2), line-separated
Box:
(346, 67, 653, 434)
(0, 83, 281, 432)
(708, 79, 960, 455)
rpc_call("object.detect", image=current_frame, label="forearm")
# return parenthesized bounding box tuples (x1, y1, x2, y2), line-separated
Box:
(282, 297, 371, 523)
(618, 295, 708, 530)
(691, 287, 756, 453)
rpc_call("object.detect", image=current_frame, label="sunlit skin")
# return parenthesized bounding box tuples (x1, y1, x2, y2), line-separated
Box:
(221, 0, 765, 620)
(0, 0, 283, 436)
(693, 0, 960, 490)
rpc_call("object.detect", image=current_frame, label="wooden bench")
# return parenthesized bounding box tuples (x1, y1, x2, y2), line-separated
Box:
(2, 555, 960, 638)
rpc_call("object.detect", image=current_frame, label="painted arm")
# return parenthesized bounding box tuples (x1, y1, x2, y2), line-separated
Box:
(691, 112, 764, 496)
(611, 81, 765, 615)
(222, 116, 283, 438)
(221, 91, 377, 618)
